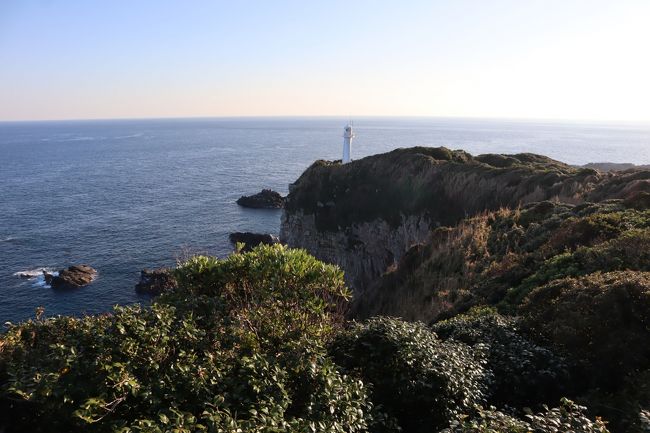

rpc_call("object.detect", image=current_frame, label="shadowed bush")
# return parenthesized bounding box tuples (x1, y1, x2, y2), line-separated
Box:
(331, 316, 489, 433)
(432, 307, 571, 408)
(441, 398, 610, 433)
(520, 271, 650, 389)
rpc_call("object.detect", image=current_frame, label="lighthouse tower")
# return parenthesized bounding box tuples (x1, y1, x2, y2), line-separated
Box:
(342, 123, 355, 164)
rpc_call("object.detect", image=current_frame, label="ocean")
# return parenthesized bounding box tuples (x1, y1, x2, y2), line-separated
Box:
(1, 117, 649, 324)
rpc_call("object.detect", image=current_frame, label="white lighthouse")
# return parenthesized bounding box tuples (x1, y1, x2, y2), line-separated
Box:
(342, 123, 355, 164)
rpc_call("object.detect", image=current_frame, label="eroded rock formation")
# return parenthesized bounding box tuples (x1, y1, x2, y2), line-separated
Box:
(48, 265, 97, 289)
(237, 189, 284, 209)
(229, 232, 280, 252)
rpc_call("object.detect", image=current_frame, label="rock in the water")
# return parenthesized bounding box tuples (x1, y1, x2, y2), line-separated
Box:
(43, 271, 54, 285)
(50, 265, 97, 289)
(135, 268, 177, 295)
(236, 189, 284, 209)
(229, 232, 280, 252)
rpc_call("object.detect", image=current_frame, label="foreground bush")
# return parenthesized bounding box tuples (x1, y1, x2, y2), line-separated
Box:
(171, 244, 352, 347)
(0, 245, 369, 433)
(432, 307, 571, 408)
(441, 398, 610, 433)
(331, 317, 488, 433)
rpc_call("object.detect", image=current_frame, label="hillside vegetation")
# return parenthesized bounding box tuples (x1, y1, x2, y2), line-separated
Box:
(285, 147, 602, 231)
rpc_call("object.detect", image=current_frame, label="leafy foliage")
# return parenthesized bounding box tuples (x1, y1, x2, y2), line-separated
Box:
(432, 307, 571, 408)
(331, 317, 488, 433)
(441, 398, 610, 433)
(507, 228, 650, 304)
(171, 243, 351, 348)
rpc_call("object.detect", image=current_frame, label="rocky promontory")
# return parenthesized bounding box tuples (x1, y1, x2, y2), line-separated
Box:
(280, 147, 649, 295)
(229, 232, 280, 252)
(237, 189, 284, 209)
(280, 147, 603, 293)
(46, 265, 97, 289)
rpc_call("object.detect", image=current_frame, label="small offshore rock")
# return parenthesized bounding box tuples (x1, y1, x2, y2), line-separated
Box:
(135, 268, 177, 295)
(236, 189, 284, 209)
(43, 271, 54, 285)
(229, 232, 280, 252)
(50, 265, 97, 289)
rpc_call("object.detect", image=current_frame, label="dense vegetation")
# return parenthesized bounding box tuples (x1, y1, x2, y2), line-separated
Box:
(350, 197, 650, 432)
(1, 241, 636, 432)
(285, 147, 601, 231)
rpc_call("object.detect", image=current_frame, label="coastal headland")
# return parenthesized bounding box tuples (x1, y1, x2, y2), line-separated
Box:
(2, 146, 650, 433)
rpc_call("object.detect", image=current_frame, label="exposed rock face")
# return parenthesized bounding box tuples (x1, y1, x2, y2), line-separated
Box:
(281, 147, 603, 295)
(135, 268, 177, 295)
(49, 265, 97, 289)
(281, 212, 431, 291)
(237, 189, 284, 209)
(229, 232, 280, 252)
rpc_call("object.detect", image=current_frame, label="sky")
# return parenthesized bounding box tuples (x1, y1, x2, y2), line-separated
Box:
(0, 1, 649, 122)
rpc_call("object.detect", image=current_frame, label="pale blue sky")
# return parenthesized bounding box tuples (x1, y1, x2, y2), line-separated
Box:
(1, 1, 649, 121)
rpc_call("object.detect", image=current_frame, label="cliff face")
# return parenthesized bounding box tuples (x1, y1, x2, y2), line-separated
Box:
(281, 212, 432, 291)
(280, 147, 602, 295)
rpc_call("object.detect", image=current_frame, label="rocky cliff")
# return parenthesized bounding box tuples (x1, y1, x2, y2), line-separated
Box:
(280, 147, 603, 294)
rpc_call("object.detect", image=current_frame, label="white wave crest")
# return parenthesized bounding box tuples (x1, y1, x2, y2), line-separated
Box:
(13, 268, 57, 279)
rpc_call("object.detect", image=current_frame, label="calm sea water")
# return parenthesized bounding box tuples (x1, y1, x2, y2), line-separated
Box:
(1, 117, 649, 324)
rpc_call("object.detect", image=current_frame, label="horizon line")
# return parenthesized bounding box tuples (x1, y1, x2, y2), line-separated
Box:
(2, 114, 650, 126)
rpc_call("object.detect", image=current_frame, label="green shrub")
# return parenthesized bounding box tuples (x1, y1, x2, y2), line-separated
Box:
(520, 271, 650, 389)
(171, 243, 351, 349)
(331, 317, 488, 433)
(543, 210, 650, 253)
(506, 228, 650, 305)
(0, 245, 370, 433)
(441, 398, 610, 433)
(432, 307, 570, 408)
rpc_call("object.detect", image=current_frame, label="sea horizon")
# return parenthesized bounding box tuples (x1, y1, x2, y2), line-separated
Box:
(3, 114, 650, 130)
